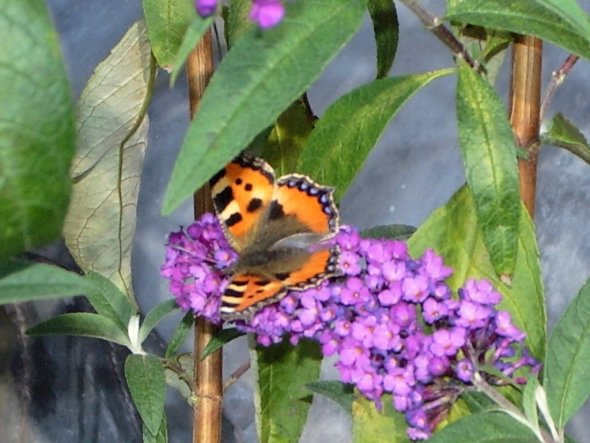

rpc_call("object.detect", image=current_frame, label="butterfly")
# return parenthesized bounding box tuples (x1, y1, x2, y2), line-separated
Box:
(210, 154, 340, 320)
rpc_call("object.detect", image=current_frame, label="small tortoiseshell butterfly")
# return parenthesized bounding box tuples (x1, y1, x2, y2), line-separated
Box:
(210, 154, 340, 320)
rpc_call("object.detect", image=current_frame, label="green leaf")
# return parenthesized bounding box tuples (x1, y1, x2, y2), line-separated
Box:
(139, 299, 180, 343)
(452, 25, 511, 85)
(164, 354, 194, 405)
(352, 396, 409, 443)
(27, 312, 131, 347)
(259, 99, 315, 177)
(143, 413, 168, 443)
(361, 224, 417, 241)
(84, 271, 135, 330)
(456, 60, 520, 277)
(0, 264, 97, 305)
(427, 411, 537, 442)
(461, 391, 495, 413)
(522, 377, 540, 434)
(544, 278, 590, 429)
(64, 21, 154, 297)
(169, 15, 214, 85)
(298, 70, 453, 200)
(541, 113, 590, 165)
(253, 339, 322, 443)
(224, 0, 253, 47)
(125, 354, 167, 436)
(0, 260, 30, 279)
(163, 0, 367, 213)
(142, 0, 195, 70)
(200, 327, 245, 360)
(446, 0, 590, 60)
(305, 381, 354, 414)
(165, 312, 195, 358)
(0, 0, 76, 259)
(408, 186, 546, 358)
(479, 31, 511, 85)
(368, 0, 399, 79)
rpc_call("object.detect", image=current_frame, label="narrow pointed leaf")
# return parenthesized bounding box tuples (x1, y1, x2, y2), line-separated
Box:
(408, 186, 546, 358)
(163, 0, 367, 213)
(368, 0, 399, 78)
(305, 381, 354, 414)
(544, 279, 590, 429)
(260, 99, 315, 177)
(352, 396, 409, 443)
(143, 0, 195, 70)
(125, 354, 167, 436)
(456, 60, 520, 277)
(84, 271, 135, 329)
(27, 312, 130, 347)
(200, 327, 245, 360)
(427, 411, 537, 442)
(361, 224, 416, 240)
(541, 113, 590, 165)
(522, 377, 540, 432)
(0, 264, 97, 305)
(252, 339, 322, 443)
(143, 413, 168, 443)
(138, 299, 180, 343)
(0, 0, 76, 259)
(169, 15, 214, 85)
(64, 21, 154, 297)
(165, 312, 195, 358)
(446, 0, 590, 60)
(298, 70, 452, 200)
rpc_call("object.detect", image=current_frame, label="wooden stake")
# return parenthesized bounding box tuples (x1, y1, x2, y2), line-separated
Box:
(509, 36, 542, 217)
(186, 30, 223, 443)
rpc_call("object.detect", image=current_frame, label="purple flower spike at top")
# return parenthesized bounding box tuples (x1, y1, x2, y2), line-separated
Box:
(250, 0, 285, 28)
(195, 0, 218, 16)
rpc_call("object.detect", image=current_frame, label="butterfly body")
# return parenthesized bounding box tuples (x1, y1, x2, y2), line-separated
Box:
(210, 155, 340, 320)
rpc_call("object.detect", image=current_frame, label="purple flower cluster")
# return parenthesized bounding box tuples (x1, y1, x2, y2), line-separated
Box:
(161, 216, 540, 440)
(161, 213, 236, 324)
(195, 0, 285, 29)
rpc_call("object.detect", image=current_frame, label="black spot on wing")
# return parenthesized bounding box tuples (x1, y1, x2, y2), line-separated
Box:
(254, 279, 270, 286)
(268, 201, 285, 221)
(213, 186, 233, 212)
(245, 183, 253, 191)
(274, 272, 290, 280)
(231, 278, 249, 287)
(247, 198, 263, 213)
(226, 212, 243, 227)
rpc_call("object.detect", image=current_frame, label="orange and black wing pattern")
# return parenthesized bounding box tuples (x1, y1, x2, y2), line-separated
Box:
(220, 274, 285, 319)
(210, 155, 275, 250)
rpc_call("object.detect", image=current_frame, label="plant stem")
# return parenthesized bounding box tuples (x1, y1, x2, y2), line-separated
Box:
(508, 35, 542, 216)
(472, 373, 556, 442)
(540, 54, 579, 121)
(187, 29, 223, 443)
(223, 361, 251, 392)
(399, 0, 477, 69)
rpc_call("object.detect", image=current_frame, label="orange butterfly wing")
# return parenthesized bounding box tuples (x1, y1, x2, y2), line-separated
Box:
(273, 174, 338, 235)
(221, 274, 285, 319)
(210, 155, 275, 250)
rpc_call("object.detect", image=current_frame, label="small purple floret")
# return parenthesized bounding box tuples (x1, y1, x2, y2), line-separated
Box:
(249, 0, 285, 29)
(194, 0, 217, 17)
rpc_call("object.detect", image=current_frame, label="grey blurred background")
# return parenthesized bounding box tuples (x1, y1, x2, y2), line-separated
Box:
(1, 0, 590, 442)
